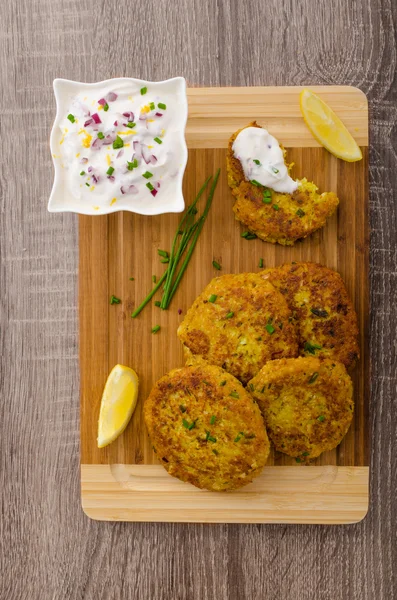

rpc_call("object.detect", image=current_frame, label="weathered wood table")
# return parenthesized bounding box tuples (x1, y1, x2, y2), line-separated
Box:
(1, 0, 396, 598)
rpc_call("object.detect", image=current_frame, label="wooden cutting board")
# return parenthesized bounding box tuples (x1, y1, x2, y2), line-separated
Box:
(79, 86, 369, 523)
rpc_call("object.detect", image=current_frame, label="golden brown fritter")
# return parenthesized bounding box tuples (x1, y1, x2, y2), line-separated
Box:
(226, 122, 339, 245)
(177, 273, 298, 384)
(248, 357, 354, 459)
(144, 364, 270, 491)
(262, 262, 359, 368)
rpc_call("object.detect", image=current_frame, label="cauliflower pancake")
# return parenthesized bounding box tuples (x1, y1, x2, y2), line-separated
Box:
(262, 262, 359, 368)
(144, 364, 270, 491)
(227, 122, 339, 245)
(177, 273, 298, 384)
(248, 357, 354, 459)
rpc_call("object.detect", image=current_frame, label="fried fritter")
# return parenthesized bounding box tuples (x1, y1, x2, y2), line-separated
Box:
(248, 357, 354, 459)
(177, 273, 298, 384)
(144, 364, 270, 491)
(226, 122, 339, 245)
(262, 262, 359, 368)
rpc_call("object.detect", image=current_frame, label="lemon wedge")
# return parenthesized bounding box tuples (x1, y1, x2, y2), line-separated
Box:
(300, 89, 362, 162)
(97, 364, 139, 448)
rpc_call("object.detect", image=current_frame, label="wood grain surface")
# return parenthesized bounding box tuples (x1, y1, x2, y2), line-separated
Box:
(1, 0, 396, 597)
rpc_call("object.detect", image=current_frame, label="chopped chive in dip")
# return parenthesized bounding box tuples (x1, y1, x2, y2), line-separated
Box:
(126, 122, 136, 128)
(296, 208, 305, 218)
(304, 341, 322, 355)
(208, 294, 217, 303)
(317, 415, 326, 422)
(212, 260, 221, 270)
(127, 159, 138, 170)
(158, 249, 169, 258)
(103, 103, 109, 112)
(230, 391, 239, 399)
(151, 325, 161, 334)
(149, 102, 155, 110)
(112, 136, 124, 149)
(272, 167, 279, 174)
(258, 258, 264, 268)
(142, 171, 153, 179)
(253, 159, 261, 165)
(158, 103, 166, 110)
(308, 372, 319, 384)
(67, 114, 75, 123)
(146, 182, 154, 191)
(140, 87, 147, 95)
(110, 295, 121, 304)
(80, 171, 85, 176)
(154, 300, 161, 307)
(179, 404, 187, 413)
(106, 166, 115, 176)
(85, 182, 90, 187)
(210, 415, 216, 425)
(265, 323, 275, 334)
(154, 137, 163, 144)
(97, 132, 105, 139)
(152, 275, 157, 283)
(226, 311, 234, 319)
(272, 204, 280, 211)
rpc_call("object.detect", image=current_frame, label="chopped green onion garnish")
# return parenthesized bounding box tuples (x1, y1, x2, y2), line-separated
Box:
(205, 430, 217, 443)
(230, 391, 239, 399)
(304, 341, 322, 355)
(308, 372, 319, 384)
(226, 312, 234, 319)
(127, 159, 138, 170)
(179, 405, 187, 413)
(129, 277, 135, 281)
(183, 418, 196, 430)
(103, 103, 109, 111)
(67, 114, 75, 123)
(302, 451, 310, 456)
(272, 167, 279, 174)
(149, 102, 155, 110)
(97, 132, 105, 139)
(272, 204, 279, 211)
(106, 166, 114, 176)
(263, 195, 272, 204)
(158, 103, 166, 110)
(152, 275, 157, 283)
(241, 231, 257, 239)
(126, 122, 136, 128)
(158, 249, 169, 258)
(110, 295, 121, 305)
(258, 258, 264, 268)
(140, 87, 147, 95)
(142, 171, 153, 179)
(234, 434, 243, 442)
(151, 325, 160, 334)
(295, 457, 302, 463)
(253, 159, 261, 165)
(264, 189, 272, 197)
(317, 415, 326, 422)
(296, 208, 305, 218)
(112, 136, 124, 149)
(80, 171, 85, 176)
(208, 294, 217, 303)
(251, 179, 262, 187)
(154, 300, 161, 307)
(249, 383, 255, 392)
(265, 323, 275, 334)
(310, 308, 329, 318)
(85, 182, 90, 187)
(210, 415, 216, 425)
(160, 258, 169, 263)
(154, 137, 163, 144)
(146, 182, 154, 191)
(212, 260, 221, 270)
(220, 380, 226, 386)
(212, 449, 219, 455)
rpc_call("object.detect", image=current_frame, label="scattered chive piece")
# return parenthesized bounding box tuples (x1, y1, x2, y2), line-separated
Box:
(241, 231, 257, 240)
(179, 405, 187, 413)
(264, 189, 272, 197)
(126, 122, 136, 128)
(249, 383, 255, 392)
(205, 430, 217, 443)
(106, 166, 115, 176)
(129, 277, 135, 281)
(146, 182, 154, 191)
(142, 171, 153, 179)
(208, 294, 217, 303)
(272, 204, 280, 211)
(212, 449, 219, 456)
(80, 171, 85, 176)
(212, 260, 221, 270)
(97, 132, 105, 139)
(310, 308, 329, 318)
(296, 208, 305, 218)
(226, 312, 234, 319)
(258, 258, 264, 268)
(309, 372, 319, 384)
(265, 323, 275, 334)
(154, 300, 161, 307)
(67, 114, 75, 123)
(302, 451, 310, 456)
(112, 136, 124, 149)
(210, 415, 216, 425)
(151, 325, 160, 334)
(85, 182, 90, 187)
(103, 103, 109, 111)
(160, 258, 169, 263)
(110, 295, 121, 305)
(158, 102, 166, 110)
(272, 167, 279, 174)
(253, 159, 261, 165)
(149, 102, 155, 110)
(158, 249, 169, 258)
(182, 419, 196, 430)
(295, 457, 302, 463)
(304, 341, 322, 355)
(251, 179, 262, 187)
(317, 415, 326, 422)
(127, 159, 138, 170)
(220, 380, 226, 386)
(230, 391, 239, 399)
(152, 275, 157, 283)
(234, 434, 242, 442)
(140, 87, 147, 95)
(154, 137, 163, 144)
(263, 195, 272, 204)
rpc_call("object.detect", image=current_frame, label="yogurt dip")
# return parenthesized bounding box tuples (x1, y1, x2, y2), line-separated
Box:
(232, 127, 298, 194)
(49, 77, 188, 215)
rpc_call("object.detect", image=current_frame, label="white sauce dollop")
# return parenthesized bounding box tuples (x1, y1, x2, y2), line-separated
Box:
(232, 127, 298, 194)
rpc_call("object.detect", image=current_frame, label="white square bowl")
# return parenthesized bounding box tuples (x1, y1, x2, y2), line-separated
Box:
(49, 77, 188, 215)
